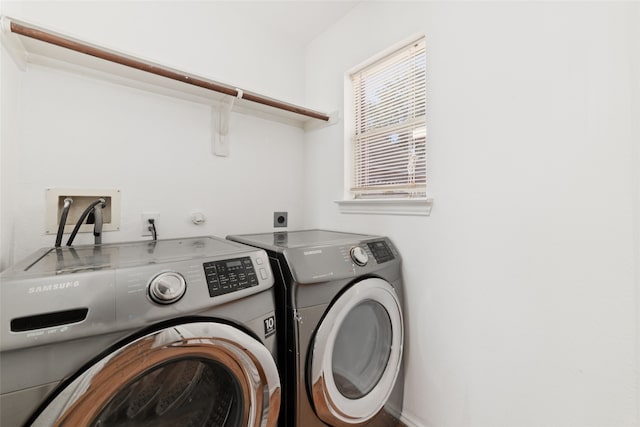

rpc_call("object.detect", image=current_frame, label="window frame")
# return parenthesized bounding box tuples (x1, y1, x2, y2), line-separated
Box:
(337, 34, 432, 216)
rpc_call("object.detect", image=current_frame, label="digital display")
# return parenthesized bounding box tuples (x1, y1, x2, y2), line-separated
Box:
(227, 260, 242, 268)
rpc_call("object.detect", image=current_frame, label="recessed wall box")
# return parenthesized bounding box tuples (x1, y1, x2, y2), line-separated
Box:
(45, 188, 121, 235)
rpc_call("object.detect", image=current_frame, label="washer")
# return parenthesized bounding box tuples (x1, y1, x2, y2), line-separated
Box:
(228, 230, 404, 427)
(0, 236, 280, 427)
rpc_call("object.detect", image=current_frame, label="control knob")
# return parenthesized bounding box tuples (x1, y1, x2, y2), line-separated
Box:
(350, 246, 369, 266)
(148, 271, 186, 304)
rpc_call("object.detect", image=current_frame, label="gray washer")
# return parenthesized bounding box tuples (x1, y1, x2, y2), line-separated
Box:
(0, 236, 280, 427)
(228, 230, 405, 427)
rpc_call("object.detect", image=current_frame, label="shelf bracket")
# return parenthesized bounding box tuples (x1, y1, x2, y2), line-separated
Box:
(212, 90, 243, 157)
(0, 16, 28, 70)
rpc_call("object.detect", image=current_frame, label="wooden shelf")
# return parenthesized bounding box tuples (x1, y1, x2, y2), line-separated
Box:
(1, 16, 332, 129)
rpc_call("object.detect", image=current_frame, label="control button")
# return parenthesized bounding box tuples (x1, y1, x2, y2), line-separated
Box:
(259, 268, 268, 280)
(148, 272, 186, 304)
(350, 246, 369, 266)
(256, 258, 263, 265)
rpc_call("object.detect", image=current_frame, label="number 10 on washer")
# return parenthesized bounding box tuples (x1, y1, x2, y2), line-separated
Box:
(264, 316, 276, 338)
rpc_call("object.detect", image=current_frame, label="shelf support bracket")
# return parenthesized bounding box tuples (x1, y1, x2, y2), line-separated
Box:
(212, 89, 243, 157)
(0, 16, 28, 70)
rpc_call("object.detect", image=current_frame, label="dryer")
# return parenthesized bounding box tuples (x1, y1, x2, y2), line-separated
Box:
(227, 230, 404, 427)
(0, 236, 280, 427)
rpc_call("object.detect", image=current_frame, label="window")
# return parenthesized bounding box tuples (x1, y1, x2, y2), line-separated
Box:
(349, 37, 426, 200)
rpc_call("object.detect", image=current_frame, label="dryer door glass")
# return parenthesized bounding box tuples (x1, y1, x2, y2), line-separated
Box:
(27, 322, 281, 427)
(310, 277, 403, 426)
(332, 300, 392, 399)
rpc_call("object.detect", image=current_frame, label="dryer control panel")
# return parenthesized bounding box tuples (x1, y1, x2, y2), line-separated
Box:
(282, 237, 400, 284)
(367, 241, 395, 263)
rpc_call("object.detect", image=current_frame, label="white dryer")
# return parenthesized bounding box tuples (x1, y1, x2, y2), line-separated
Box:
(0, 236, 280, 427)
(228, 230, 405, 427)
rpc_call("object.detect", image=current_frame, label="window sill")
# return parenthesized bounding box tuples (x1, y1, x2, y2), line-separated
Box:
(335, 198, 433, 216)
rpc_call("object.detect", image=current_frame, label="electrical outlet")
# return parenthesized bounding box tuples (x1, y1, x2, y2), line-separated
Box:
(273, 212, 288, 228)
(141, 213, 159, 236)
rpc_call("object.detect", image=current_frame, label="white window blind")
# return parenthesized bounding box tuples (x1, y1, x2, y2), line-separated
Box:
(351, 37, 426, 199)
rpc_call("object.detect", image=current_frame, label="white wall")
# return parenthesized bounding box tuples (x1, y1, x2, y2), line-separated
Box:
(304, 2, 639, 426)
(0, 1, 308, 264)
(0, 0, 23, 270)
(2, 1, 638, 425)
(631, 2, 640, 421)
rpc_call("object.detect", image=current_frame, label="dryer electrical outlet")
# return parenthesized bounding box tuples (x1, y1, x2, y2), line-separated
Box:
(273, 212, 288, 228)
(45, 189, 121, 235)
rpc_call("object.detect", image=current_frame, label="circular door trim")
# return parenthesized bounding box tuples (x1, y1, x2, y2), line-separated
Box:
(33, 322, 280, 427)
(310, 277, 403, 427)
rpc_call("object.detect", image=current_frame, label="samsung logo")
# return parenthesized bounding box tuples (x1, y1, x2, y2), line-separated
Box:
(303, 249, 322, 256)
(28, 281, 80, 294)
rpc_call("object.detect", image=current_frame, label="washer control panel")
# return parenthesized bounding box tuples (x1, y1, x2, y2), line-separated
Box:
(203, 256, 259, 297)
(0, 237, 274, 351)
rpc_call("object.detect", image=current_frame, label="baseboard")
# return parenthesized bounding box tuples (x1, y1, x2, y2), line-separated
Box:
(399, 412, 425, 427)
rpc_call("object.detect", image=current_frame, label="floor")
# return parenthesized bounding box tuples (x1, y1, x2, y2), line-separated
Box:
(367, 409, 408, 427)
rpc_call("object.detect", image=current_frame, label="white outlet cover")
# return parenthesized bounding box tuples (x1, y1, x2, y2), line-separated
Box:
(141, 212, 160, 236)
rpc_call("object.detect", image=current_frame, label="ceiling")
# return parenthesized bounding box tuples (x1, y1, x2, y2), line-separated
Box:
(235, 1, 360, 47)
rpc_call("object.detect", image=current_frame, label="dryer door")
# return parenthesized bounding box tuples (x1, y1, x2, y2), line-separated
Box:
(309, 277, 403, 427)
(28, 321, 280, 427)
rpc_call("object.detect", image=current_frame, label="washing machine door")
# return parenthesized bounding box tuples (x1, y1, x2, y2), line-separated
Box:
(29, 321, 280, 427)
(309, 277, 403, 426)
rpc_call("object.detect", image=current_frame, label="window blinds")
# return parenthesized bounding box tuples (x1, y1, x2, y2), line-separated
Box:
(351, 38, 426, 199)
